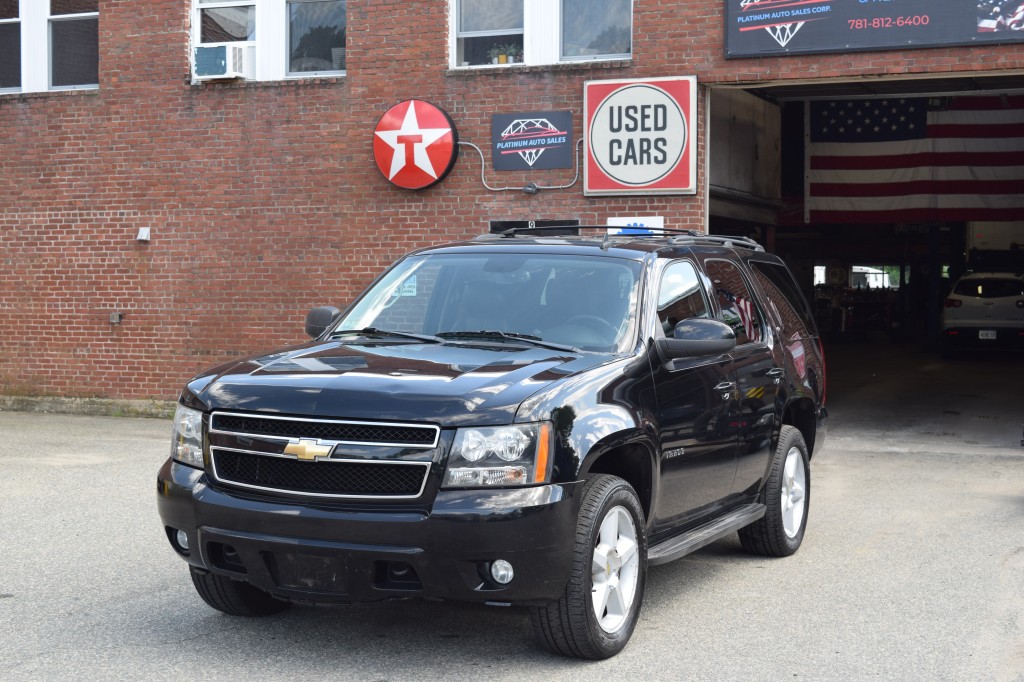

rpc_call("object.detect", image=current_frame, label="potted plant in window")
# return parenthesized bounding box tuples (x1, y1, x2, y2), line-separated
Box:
(487, 45, 503, 64)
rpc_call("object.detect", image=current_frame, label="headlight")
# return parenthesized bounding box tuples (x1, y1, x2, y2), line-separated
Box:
(171, 404, 204, 468)
(443, 423, 552, 488)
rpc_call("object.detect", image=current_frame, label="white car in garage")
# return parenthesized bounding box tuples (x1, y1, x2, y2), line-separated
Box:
(941, 271, 1024, 356)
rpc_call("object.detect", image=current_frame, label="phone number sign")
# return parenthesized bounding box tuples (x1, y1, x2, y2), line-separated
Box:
(584, 76, 698, 196)
(726, 0, 1024, 58)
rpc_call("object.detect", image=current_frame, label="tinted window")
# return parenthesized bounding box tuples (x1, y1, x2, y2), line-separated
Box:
(656, 261, 708, 336)
(703, 259, 763, 346)
(953, 278, 1024, 298)
(750, 260, 818, 336)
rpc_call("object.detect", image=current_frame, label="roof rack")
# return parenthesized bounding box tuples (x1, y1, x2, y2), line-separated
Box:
(472, 226, 764, 252)
(669, 234, 764, 252)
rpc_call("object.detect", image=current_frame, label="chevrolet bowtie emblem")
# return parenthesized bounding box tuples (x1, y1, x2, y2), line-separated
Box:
(283, 439, 334, 461)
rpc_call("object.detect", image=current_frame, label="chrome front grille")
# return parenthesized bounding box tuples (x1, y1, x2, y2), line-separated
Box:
(208, 412, 438, 499)
(210, 413, 439, 448)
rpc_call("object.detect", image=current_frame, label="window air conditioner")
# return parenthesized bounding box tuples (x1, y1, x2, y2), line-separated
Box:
(194, 45, 247, 81)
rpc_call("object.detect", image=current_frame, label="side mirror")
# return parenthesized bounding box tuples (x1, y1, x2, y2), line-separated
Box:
(656, 318, 737, 361)
(305, 306, 342, 339)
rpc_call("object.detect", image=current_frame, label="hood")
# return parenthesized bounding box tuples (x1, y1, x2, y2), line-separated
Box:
(185, 340, 616, 426)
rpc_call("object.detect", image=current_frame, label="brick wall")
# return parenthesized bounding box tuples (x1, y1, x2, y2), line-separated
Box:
(1, 0, 1022, 400)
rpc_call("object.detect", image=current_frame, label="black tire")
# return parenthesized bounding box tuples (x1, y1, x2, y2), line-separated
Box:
(738, 425, 810, 557)
(529, 474, 647, 659)
(189, 567, 290, 617)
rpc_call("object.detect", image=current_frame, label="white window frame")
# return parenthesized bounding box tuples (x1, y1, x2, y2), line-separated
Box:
(2, 1, 100, 94)
(191, 0, 347, 82)
(449, 0, 632, 69)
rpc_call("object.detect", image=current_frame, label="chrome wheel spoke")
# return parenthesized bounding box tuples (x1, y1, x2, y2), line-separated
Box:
(616, 536, 637, 565)
(599, 511, 620, 549)
(592, 546, 609, 577)
(606, 582, 628, 621)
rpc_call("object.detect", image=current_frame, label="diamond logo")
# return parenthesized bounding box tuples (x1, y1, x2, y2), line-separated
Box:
(740, 0, 806, 48)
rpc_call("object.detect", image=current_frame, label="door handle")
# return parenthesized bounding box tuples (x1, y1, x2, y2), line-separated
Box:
(714, 381, 735, 400)
(767, 368, 785, 384)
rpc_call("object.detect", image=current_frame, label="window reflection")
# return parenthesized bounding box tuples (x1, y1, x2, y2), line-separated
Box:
(562, 0, 631, 59)
(288, 0, 346, 73)
(200, 6, 255, 42)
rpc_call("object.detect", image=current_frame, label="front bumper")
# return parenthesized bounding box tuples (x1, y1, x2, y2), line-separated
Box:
(157, 459, 581, 605)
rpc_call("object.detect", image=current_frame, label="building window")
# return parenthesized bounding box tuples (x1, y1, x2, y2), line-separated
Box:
(198, 1, 256, 43)
(288, 0, 346, 75)
(192, 0, 346, 81)
(561, 0, 631, 60)
(0, 1, 19, 90)
(50, 0, 99, 89)
(0, 0, 100, 94)
(452, 0, 631, 68)
(456, 0, 523, 66)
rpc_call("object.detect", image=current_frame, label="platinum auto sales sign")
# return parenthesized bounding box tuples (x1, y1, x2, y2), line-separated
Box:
(584, 76, 697, 196)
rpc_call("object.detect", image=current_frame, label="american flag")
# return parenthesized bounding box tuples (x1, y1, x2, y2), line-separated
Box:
(806, 96, 1024, 223)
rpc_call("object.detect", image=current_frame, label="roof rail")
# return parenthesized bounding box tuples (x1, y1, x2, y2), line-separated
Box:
(670, 234, 764, 252)
(472, 226, 765, 252)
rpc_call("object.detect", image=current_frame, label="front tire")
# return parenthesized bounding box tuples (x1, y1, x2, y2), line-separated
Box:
(738, 425, 810, 557)
(189, 567, 290, 617)
(529, 474, 647, 659)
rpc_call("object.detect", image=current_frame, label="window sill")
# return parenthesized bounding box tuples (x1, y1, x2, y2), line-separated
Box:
(445, 59, 632, 77)
(0, 87, 99, 101)
(190, 74, 346, 89)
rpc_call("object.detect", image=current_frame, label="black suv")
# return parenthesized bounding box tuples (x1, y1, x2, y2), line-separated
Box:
(158, 230, 827, 659)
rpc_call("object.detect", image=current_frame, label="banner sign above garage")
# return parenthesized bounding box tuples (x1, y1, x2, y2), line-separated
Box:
(726, 0, 1024, 58)
(584, 76, 697, 196)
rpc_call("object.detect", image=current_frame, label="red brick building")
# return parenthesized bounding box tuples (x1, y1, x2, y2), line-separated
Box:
(2, 0, 1022, 402)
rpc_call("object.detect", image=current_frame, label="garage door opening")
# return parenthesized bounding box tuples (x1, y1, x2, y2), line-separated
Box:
(708, 76, 1024, 349)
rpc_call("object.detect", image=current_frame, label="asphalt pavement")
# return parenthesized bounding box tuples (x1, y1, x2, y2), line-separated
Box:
(1, 341, 1022, 681)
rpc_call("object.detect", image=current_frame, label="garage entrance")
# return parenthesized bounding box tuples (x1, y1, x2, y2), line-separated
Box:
(708, 75, 1024, 349)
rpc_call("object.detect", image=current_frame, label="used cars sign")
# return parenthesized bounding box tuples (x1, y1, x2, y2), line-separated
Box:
(584, 76, 697, 196)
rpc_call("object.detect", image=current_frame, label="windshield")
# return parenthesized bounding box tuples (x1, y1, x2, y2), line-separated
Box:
(335, 253, 643, 352)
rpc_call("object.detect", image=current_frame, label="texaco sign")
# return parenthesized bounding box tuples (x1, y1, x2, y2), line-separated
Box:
(373, 99, 459, 190)
(584, 77, 697, 196)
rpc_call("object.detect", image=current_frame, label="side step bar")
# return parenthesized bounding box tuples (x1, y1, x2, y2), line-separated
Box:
(647, 503, 766, 566)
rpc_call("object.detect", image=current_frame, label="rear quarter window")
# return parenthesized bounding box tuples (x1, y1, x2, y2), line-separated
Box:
(749, 261, 818, 337)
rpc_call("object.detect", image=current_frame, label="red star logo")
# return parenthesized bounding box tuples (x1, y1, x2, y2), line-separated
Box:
(373, 100, 459, 190)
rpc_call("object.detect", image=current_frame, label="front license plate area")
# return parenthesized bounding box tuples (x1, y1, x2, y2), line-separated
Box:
(979, 330, 997, 340)
(268, 552, 347, 592)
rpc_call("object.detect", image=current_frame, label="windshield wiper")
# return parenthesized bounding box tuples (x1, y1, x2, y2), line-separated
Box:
(437, 330, 580, 353)
(329, 327, 445, 344)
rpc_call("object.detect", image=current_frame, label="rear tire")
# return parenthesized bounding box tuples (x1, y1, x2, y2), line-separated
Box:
(189, 567, 290, 617)
(739, 425, 810, 557)
(529, 474, 647, 659)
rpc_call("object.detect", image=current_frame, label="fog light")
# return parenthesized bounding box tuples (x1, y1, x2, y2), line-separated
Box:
(490, 559, 514, 584)
(176, 529, 190, 552)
